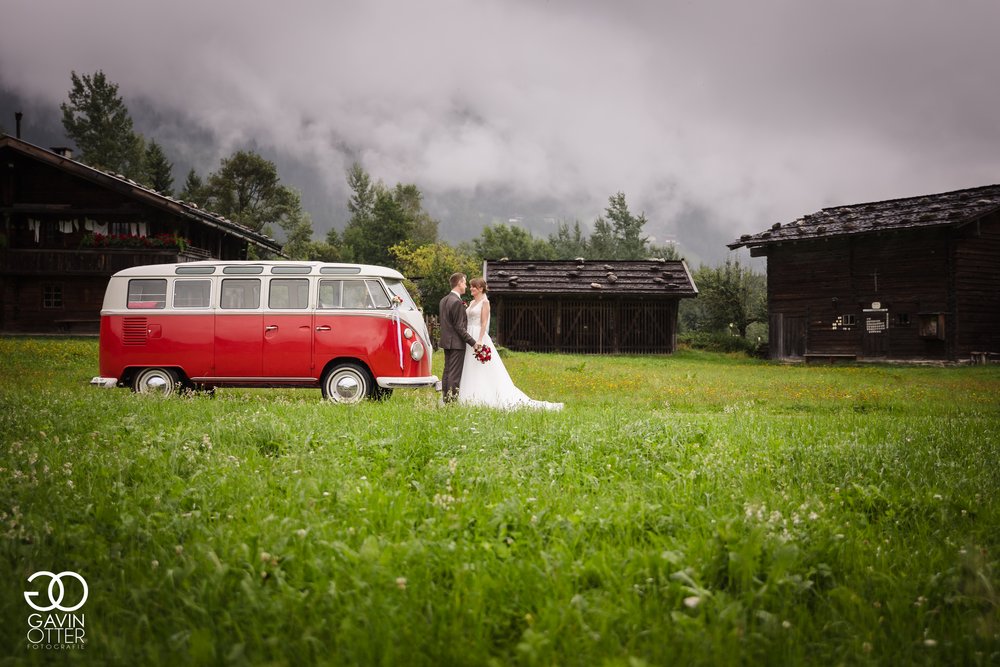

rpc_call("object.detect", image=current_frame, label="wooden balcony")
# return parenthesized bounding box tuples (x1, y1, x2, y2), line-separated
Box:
(0, 246, 213, 275)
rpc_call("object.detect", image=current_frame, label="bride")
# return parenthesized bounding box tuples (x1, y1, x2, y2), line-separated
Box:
(458, 277, 563, 410)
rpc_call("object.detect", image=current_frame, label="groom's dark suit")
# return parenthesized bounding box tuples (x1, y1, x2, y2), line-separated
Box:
(438, 290, 477, 403)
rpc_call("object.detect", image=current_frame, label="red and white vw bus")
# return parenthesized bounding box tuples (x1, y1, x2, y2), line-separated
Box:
(91, 261, 437, 403)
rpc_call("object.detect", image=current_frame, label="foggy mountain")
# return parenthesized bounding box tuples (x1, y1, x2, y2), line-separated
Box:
(4, 0, 999, 271)
(1, 87, 730, 264)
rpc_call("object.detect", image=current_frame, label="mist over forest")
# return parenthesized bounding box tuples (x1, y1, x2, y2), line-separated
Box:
(2, 87, 743, 267)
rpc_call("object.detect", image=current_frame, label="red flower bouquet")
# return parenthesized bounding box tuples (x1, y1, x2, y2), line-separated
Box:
(474, 345, 492, 364)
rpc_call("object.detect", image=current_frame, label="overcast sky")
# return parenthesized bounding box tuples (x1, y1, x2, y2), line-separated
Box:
(2, 0, 999, 263)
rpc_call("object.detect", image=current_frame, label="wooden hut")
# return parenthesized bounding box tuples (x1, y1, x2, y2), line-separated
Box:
(484, 259, 697, 354)
(0, 135, 282, 333)
(729, 185, 1000, 362)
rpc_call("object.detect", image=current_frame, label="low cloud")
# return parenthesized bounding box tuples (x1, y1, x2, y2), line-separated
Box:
(3, 0, 999, 263)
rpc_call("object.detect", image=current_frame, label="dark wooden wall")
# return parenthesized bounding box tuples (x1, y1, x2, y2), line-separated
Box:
(953, 214, 1000, 356)
(491, 296, 679, 354)
(765, 228, 957, 360)
(0, 276, 108, 333)
(0, 147, 252, 333)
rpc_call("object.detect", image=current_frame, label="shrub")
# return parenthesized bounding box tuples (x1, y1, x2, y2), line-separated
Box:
(679, 331, 760, 355)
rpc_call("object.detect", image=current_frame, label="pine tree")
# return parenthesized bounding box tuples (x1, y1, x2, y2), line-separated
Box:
(143, 140, 174, 195)
(346, 162, 376, 219)
(60, 70, 144, 179)
(179, 169, 207, 206)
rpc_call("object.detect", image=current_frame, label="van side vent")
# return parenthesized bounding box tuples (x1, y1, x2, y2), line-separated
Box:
(122, 317, 148, 346)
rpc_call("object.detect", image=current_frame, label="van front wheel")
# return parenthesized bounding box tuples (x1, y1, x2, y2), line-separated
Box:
(132, 367, 178, 395)
(321, 363, 372, 404)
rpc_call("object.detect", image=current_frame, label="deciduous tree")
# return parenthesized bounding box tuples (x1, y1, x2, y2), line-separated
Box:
(684, 259, 767, 337)
(604, 191, 649, 259)
(203, 150, 313, 258)
(340, 165, 438, 267)
(587, 192, 651, 259)
(548, 221, 589, 259)
(204, 150, 299, 233)
(471, 223, 554, 260)
(390, 241, 480, 315)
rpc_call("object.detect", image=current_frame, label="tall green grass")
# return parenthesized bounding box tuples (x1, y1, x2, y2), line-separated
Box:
(1, 337, 998, 665)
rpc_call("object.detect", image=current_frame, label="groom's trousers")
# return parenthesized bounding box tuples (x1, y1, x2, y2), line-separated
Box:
(441, 348, 465, 403)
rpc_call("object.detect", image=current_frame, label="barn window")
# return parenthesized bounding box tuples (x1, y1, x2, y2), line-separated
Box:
(42, 284, 63, 309)
(841, 314, 856, 326)
(918, 314, 945, 340)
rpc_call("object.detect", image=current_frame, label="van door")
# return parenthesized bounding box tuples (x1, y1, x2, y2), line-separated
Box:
(263, 278, 314, 377)
(313, 279, 374, 369)
(215, 278, 263, 376)
(313, 278, 395, 376)
(314, 279, 346, 370)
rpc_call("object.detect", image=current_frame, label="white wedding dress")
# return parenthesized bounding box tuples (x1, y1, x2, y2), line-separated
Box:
(459, 297, 563, 410)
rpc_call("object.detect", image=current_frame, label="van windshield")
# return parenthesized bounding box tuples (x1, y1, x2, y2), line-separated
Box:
(384, 280, 418, 311)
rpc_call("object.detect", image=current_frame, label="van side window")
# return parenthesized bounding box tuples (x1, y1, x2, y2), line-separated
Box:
(342, 281, 371, 308)
(221, 279, 261, 309)
(128, 279, 167, 309)
(174, 280, 211, 308)
(317, 279, 390, 309)
(366, 280, 391, 308)
(269, 279, 309, 309)
(318, 280, 343, 308)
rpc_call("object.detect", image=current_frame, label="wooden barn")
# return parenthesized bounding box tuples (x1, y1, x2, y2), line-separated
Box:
(483, 258, 698, 354)
(0, 134, 282, 334)
(729, 185, 1000, 362)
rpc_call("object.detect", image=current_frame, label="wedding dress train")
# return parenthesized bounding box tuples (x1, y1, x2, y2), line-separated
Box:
(458, 298, 563, 410)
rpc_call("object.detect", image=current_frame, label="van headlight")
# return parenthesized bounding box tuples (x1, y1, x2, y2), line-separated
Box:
(409, 340, 425, 361)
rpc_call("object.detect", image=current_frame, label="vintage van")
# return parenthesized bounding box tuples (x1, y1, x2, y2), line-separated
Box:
(91, 261, 437, 403)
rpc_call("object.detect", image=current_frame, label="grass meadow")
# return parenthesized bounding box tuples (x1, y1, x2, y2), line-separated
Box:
(1, 336, 998, 666)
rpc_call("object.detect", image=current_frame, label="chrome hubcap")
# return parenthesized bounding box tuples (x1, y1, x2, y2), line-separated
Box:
(332, 373, 363, 402)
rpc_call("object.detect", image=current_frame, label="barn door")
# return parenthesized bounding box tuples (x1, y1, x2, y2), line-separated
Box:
(771, 314, 805, 359)
(862, 306, 889, 358)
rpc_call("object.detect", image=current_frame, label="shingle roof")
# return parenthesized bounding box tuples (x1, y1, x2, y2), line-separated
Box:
(729, 184, 1000, 251)
(0, 134, 283, 254)
(484, 259, 697, 297)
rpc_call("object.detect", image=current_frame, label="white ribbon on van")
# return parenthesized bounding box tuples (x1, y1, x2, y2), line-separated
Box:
(392, 303, 404, 370)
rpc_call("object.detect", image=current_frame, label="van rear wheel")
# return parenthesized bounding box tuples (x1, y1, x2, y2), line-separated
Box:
(321, 363, 373, 404)
(132, 367, 178, 395)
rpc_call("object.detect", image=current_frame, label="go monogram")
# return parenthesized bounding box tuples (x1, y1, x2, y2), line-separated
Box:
(23, 571, 89, 612)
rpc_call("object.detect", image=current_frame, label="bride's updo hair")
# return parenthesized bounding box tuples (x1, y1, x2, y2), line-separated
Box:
(470, 277, 488, 293)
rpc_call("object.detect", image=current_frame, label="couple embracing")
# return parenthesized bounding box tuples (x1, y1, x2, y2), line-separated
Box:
(439, 272, 562, 410)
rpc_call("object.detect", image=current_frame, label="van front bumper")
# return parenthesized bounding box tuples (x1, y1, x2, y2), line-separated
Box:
(376, 375, 439, 389)
(90, 376, 118, 388)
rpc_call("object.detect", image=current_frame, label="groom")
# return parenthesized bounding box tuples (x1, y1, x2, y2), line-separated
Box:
(438, 272, 481, 404)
